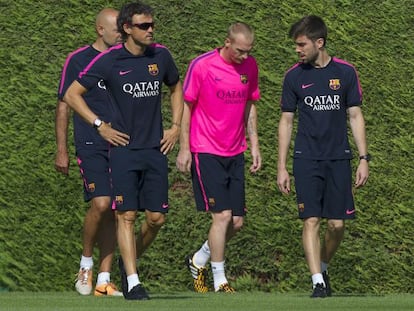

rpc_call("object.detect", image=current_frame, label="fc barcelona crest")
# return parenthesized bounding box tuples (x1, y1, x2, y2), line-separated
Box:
(240, 74, 248, 84)
(88, 183, 95, 192)
(115, 195, 124, 205)
(329, 79, 341, 90)
(148, 64, 159, 76)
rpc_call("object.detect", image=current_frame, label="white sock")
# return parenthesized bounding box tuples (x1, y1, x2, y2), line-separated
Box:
(193, 241, 210, 267)
(96, 272, 110, 286)
(211, 261, 227, 291)
(80, 256, 93, 269)
(127, 274, 140, 292)
(311, 273, 325, 288)
(321, 261, 328, 273)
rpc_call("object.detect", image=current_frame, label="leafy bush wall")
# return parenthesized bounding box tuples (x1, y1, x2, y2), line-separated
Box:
(0, 0, 412, 293)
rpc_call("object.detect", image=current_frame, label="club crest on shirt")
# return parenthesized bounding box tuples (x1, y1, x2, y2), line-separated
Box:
(148, 64, 159, 76)
(115, 195, 124, 205)
(329, 79, 341, 90)
(240, 74, 248, 84)
(87, 183, 95, 192)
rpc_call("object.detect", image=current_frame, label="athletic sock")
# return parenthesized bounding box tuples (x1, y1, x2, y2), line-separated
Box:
(193, 240, 210, 267)
(311, 273, 325, 288)
(80, 256, 93, 269)
(96, 272, 110, 286)
(127, 274, 140, 292)
(211, 261, 227, 291)
(321, 261, 328, 273)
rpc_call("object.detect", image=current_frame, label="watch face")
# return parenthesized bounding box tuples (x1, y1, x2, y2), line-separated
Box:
(94, 119, 102, 128)
(360, 154, 371, 161)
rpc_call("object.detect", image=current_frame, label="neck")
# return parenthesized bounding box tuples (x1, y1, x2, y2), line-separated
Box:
(92, 39, 109, 52)
(124, 39, 147, 56)
(219, 47, 231, 63)
(313, 50, 331, 68)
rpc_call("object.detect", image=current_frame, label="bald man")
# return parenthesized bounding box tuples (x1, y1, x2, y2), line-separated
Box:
(176, 22, 261, 293)
(55, 8, 122, 296)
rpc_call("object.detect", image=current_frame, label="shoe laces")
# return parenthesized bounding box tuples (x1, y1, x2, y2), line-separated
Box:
(77, 268, 91, 284)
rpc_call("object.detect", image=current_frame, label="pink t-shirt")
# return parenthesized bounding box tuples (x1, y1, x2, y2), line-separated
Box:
(183, 48, 260, 156)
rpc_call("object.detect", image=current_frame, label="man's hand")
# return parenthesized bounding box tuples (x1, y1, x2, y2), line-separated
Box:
(176, 149, 192, 173)
(97, 122, 130, 146)
(160, 125, 180, 155)
(277, 168, 291, 194)
(55, 150, 69, 175)
(249, 148, 262, 173)
(354, 160, 369, 188)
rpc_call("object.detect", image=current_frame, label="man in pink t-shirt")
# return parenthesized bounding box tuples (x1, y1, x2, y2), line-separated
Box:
(176, 22, 261, 293)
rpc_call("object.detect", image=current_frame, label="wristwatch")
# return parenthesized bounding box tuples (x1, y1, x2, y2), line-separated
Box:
(93, 118, 103, 129)
(359, 154, 371, 162)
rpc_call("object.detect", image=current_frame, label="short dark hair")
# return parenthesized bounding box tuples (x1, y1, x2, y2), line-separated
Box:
(289, 15, 328, 46)
(117, 2, 154, 40)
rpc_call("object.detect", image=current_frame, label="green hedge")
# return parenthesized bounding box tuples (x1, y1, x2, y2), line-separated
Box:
(0, 0, 413, 294)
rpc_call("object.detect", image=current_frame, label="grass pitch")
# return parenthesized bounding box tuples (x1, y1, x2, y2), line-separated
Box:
(0, 291, 413, 311)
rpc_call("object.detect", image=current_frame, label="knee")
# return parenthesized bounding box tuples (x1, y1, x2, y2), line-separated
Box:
(212, 210, 233, 226)
(146, 212, 166, 229)
(327, 219, 345, 232)
(232, 216, 244, 232)
(91, 197, 112, 214)
(304, 217, 320, 229)
(117, 211, 137, 226)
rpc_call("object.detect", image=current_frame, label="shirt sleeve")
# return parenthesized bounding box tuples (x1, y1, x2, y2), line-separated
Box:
(57, 54, 79, 100)
(183, 59, 202, 104)
(280, 72, 298, 112)
(345, 66, 363, 107)
(248, 57, 260, 101)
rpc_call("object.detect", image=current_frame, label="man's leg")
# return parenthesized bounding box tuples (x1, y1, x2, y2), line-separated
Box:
(76, 196, 112, 295)
(302, 217, 327, 297)
(209, 210, 235, 292)
(116, 211, 138, 290)
(321, 219, 345, 263)
(320, 219, 345, 296)
(135, 211, 165, 259)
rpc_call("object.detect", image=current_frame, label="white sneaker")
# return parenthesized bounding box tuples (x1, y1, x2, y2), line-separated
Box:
(75, 268, 93, 295)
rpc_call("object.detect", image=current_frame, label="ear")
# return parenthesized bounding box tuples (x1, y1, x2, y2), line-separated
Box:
(316, 38, 325, 48)
(224, 38, 231, 47)
(97, 25, 105, 36)
(123, 23, 132, 35)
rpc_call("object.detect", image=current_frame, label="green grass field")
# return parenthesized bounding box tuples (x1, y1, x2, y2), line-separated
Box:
(0, 292, 413, 311)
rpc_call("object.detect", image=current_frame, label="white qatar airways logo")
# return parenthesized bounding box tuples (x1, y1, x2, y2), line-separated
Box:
(123, 81, 160, 98)
(97, 79, 106, 90)
(304, 95, 340, 111)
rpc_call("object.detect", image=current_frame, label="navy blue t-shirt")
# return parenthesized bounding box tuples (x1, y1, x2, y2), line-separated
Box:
(280, 57, 363, 160)
(77, 43, 180, 149)
(58, 45, 114, 150)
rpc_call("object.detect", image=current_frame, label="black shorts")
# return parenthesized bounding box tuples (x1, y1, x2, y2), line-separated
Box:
(191, 153, 246, 216)
(110, 147, 169, 213)
(76, 148, 111, 202)
(293, 158, 355, 219)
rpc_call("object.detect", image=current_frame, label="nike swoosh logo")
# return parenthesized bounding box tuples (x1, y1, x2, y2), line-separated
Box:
(301, 83, 314, 89)
(162, 203, 168, 209)
(95, 289, 108, 295)
(119, 70, 132, 76)
(346, 209, 356, 215)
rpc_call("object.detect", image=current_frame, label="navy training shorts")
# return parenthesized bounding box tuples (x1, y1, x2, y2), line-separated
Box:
(110, 147, 169, 213)
(293, 158, 355, 219)
(191, 152, 246, 216)
(76, 148, 111, 202)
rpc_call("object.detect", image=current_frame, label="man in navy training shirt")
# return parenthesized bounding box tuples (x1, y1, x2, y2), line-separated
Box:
(63, 1, 183, 300)
(277, 15, 370, 298)
(55, 8, 122, 297)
